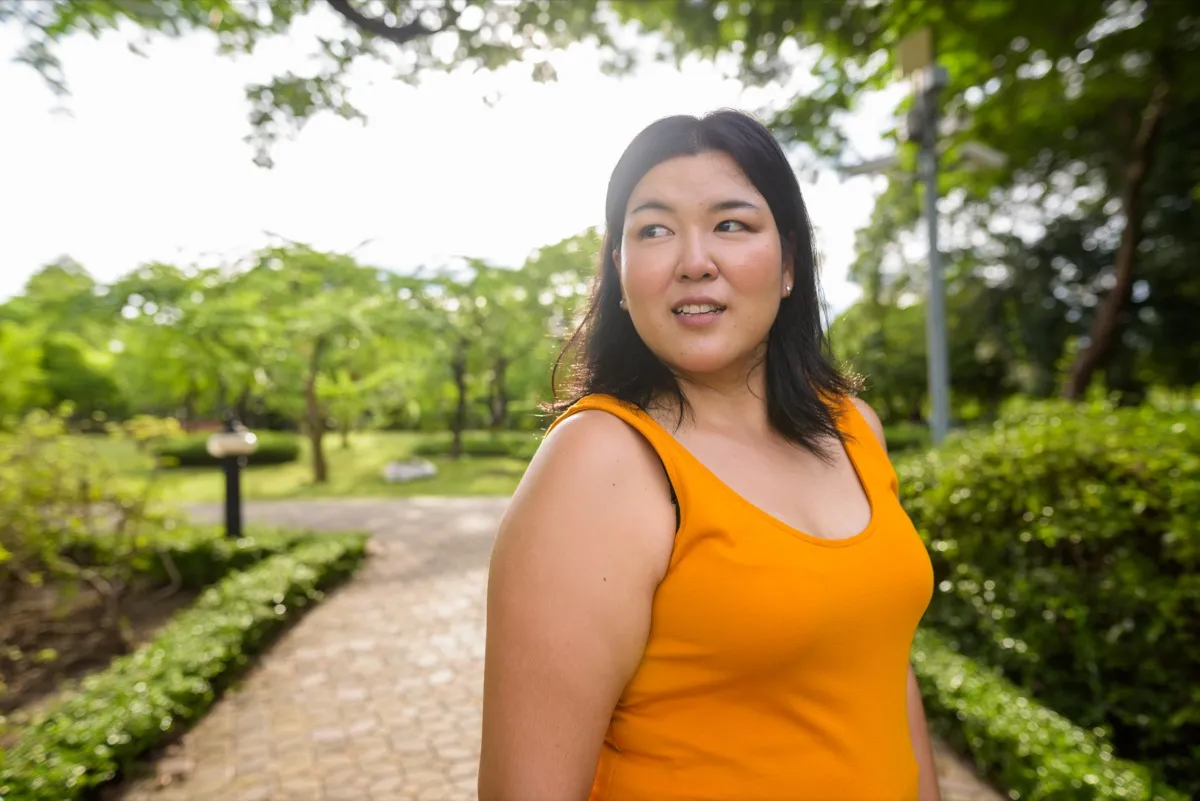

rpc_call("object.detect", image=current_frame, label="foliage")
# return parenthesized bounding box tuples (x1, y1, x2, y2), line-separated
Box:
(0, 408, 169, 628)
(0, 534, 368, 801)
(912, 627, 1187, 801)
(900, 399, 1200, 794)
(118, 415, 184, 452)
(0, 323, 47, 425)
(880, 422, 932, 455)
(153, 432, 301, 468)
(412, 232, 593, 453)
(61, 524, 318, 591)
(4, 0, 623, 167)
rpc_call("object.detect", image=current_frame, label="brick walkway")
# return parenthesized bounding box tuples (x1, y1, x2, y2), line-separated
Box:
(114, 498, 1003, 801)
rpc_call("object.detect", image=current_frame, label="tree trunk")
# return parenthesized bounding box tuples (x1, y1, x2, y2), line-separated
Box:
(236, 388, 251, 425)
(182, 379, 197, 432)
(304, 338, 328, 483)
(1063, 80, 1170, 400)
(450, 340, 468, 460)
(490, 356, 508, 430)
(341, 418, 351, 450)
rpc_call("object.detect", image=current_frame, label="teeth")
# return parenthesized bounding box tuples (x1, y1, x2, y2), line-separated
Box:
(675, 304, 723, 315)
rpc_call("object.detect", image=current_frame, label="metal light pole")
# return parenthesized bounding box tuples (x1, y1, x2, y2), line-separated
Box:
(206, 418, 259, 539)
(913, 64, 952, 446)
(843, 31, 1007, 448)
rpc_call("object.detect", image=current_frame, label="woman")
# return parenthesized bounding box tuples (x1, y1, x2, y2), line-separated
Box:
(479, 109, 940, 801)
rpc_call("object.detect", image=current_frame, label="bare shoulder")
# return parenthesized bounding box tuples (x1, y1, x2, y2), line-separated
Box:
(849, 395, 888, 453)
(495, 407, 677, 592)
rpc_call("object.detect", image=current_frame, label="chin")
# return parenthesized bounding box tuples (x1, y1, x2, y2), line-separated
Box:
(663, 347, 756, 381)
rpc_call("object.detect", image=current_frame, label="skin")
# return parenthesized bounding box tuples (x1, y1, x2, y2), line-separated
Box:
(479, 151, 941, 801)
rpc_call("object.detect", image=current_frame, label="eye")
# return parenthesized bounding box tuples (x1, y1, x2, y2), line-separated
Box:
(638, 224, 671, 239)
(716, 220, 749, 233)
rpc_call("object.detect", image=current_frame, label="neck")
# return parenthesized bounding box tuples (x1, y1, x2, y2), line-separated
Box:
(652, 360, 772, 437)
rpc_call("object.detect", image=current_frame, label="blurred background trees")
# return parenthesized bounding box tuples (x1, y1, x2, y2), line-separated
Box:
(6, 0, 1194, 430)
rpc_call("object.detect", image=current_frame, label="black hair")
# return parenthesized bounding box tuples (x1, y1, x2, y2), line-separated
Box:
(550, 109, 858, 460)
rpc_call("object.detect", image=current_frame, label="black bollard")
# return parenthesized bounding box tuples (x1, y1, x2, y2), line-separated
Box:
(221, 417, 244, 540)
(223, 453, 243, 539)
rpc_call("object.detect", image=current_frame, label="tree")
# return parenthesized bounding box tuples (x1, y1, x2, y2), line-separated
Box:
(107, 262, 265, 425)
(237, 243, 407, 482)
(4, 0, 623, 167)
(0, 323, 47, 424)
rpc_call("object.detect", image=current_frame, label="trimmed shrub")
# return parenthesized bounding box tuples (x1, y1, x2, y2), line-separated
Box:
(900, 399, 1200, 794)
(153, 432, 300, 468)
(62, 524, 317, 589)
(912, 627, 1186, 801)
(882, 421, 932, 454)
(0, 534, 368, 801)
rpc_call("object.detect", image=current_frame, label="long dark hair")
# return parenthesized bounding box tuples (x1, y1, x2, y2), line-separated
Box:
(550, 109, 858, 460)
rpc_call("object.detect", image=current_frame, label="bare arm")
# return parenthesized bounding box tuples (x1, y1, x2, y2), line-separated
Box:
(851, 397, 943, 801)
(478, 412, 676, 801)
(907, 664, 942, 801)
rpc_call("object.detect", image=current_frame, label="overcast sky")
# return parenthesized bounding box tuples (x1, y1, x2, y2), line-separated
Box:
(0, 10, 899, 313)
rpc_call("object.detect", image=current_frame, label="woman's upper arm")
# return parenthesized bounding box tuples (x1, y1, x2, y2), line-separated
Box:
(478, 411, 676, 801)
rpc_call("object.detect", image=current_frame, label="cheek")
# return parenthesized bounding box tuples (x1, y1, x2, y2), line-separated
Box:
(728, 241, 785, 292)
(621, 253, 672, 298)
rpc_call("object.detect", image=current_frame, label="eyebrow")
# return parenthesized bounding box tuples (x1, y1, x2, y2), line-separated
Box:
(629, 199, 760, 215)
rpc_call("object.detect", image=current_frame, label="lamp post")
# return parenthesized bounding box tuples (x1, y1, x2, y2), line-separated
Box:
(911, 63, 952, 447)
(841, 29, 1006, 447)
(206, 418, 258, 539)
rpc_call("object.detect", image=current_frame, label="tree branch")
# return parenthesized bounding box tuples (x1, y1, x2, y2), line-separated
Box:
(323, 0, 458, 46)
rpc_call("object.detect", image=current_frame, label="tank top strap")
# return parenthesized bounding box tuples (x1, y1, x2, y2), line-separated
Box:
(545, 394, 690, 516)
(835, 394, 901, 498)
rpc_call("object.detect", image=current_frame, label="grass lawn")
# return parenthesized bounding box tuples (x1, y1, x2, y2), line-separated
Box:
(75, 431, 531, 503)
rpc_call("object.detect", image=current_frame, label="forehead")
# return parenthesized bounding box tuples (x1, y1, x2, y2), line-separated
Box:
(626, 151, 762, 211)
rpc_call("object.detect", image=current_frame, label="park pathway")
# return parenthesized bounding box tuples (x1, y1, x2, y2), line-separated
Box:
(114, 498, 1003, 801)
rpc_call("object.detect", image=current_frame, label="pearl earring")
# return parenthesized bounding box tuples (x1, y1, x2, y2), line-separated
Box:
(785, 285, 792, 296)
(619, 298, 628, 310)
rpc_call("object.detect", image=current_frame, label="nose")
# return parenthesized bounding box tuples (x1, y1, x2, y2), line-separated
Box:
(676, 230, 717, 281)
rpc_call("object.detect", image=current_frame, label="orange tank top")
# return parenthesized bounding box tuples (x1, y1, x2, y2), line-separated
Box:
(546, 393, 935, 801)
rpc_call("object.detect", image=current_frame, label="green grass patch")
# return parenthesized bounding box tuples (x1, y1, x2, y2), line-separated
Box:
(912, 627, 1186, 801)
(86, 431, 530, 502)
(0, 533, 368, 801)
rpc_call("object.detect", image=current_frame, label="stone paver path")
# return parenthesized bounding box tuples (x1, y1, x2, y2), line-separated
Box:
(115, 498, 1003, 801)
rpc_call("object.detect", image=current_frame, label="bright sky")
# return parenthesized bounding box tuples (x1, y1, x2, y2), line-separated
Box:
(0, 9, 897, 313)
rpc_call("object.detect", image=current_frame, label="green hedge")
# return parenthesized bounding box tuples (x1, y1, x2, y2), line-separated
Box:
(412, 430, 540, 460)
(62, 523, 316, 589)
(912, 628, 1186, 801)
(153, 432, 300, 468)
(0, 534, 367, 801)
(900, 400, 1200, 795)
(882, 421, 932, 454)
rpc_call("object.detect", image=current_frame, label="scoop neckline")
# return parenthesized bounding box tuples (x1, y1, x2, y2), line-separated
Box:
(630, 401, 879, 549)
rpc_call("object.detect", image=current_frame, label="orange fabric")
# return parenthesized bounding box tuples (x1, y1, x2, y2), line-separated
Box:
(546, 393, 934, 801)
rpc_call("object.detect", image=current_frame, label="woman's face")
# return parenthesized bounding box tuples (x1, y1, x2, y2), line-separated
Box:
(617, 150, 793, 383)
